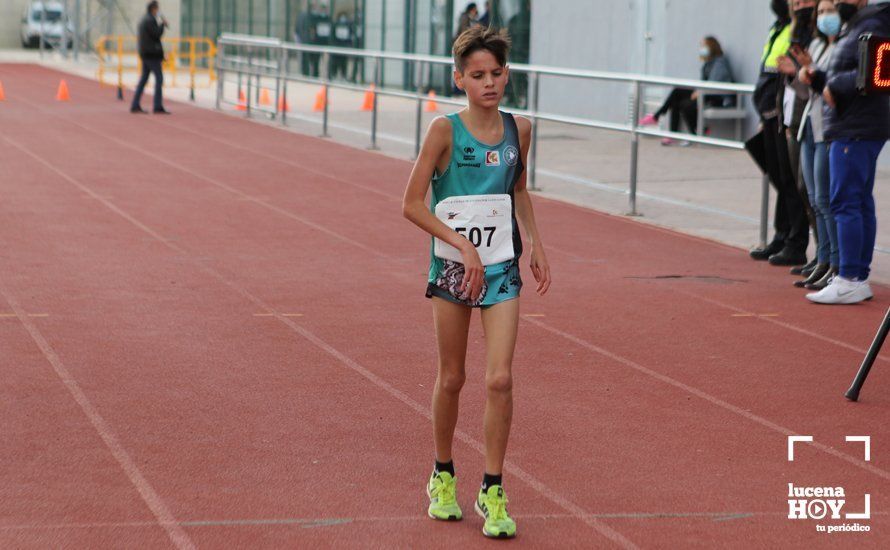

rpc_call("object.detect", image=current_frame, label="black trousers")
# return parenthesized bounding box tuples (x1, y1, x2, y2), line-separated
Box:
(655, 88, 698, 133)
(132, 57, 164, 111)
(762, 117, 809, 252)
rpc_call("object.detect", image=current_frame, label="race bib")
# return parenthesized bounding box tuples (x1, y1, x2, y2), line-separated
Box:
(434, 194, 514, 266)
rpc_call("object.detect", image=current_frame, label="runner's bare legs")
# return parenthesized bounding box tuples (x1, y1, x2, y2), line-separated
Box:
(479, 298, 519, 474)
(431, 297, 472, 462)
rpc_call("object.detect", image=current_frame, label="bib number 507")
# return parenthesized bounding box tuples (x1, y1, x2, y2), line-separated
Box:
(456, 226, 496, 248)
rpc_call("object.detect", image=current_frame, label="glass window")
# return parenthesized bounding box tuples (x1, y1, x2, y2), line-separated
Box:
(32, 9, 63, 22)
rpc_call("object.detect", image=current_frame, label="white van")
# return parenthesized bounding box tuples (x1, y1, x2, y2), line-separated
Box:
(20, 2, 70, 49)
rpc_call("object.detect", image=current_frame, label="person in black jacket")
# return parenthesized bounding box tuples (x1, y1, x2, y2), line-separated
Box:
(131, 1, 169, 114)
(749, 0, 811, 266)
(804, 0, 890, 304)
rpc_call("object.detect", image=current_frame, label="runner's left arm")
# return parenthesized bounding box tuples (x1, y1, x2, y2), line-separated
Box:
(513, 117, 551, 296)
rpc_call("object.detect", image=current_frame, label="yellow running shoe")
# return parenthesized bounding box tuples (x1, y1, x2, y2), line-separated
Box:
(475, 485, 516, 538)
(427, 471, 462, 521)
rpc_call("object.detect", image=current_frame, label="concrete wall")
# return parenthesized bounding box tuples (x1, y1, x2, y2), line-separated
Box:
(1, 0, 181, 50)
(529, 0, 774, 130)
(530, 0, 890, 159)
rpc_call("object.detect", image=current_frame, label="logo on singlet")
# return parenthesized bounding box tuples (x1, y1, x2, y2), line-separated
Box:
(504, 145, 519, 166)
(463, 146, 477, 161)
(485, 151, 500, 166)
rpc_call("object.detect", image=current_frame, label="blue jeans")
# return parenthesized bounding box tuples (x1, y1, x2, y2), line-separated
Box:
(131, 57, 164, 112)
(799, 120, 838, 266)
(829, 139, 885, 280)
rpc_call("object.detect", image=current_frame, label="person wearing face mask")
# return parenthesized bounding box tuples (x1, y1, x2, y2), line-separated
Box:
(788, 0, 841, 290)
(750, 0, 812, 267)
(775, 0, 820, 276)
(802, 0, 890, 304)
(639, 36, 735, 145)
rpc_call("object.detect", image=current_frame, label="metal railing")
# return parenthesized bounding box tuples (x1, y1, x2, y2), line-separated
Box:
(216, 33, 769, 247)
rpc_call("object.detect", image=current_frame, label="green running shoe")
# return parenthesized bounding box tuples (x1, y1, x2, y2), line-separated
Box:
(475, 485, 516, 538)
(427, 471, 462, 521)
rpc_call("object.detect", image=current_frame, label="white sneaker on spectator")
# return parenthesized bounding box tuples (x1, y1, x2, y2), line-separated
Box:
(860, 280, 874, 301)
(806, 276, 869, 305)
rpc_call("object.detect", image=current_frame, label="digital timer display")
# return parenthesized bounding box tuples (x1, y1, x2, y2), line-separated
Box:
(858, 33, 890, 94)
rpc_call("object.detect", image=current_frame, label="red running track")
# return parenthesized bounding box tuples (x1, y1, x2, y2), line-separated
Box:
(1, 64, 890, 549)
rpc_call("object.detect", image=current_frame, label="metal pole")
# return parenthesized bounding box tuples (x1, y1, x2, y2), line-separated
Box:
(281, 49, 288, 125)
(628, 80, 641, 216)
(73, 0, 81, 60)
(246, 48, 252, 117)
(322, 51, 331, 137)
(380, 0, 386, 87)
(528, 71, 540, 191)
(215, 45, 223, 109)
(370, 57, 380, 149)
(696, 90, 704, 136)
(414, 60, 423, 159)
(62, 0, 70, 58)
(846, 307, 890, 402)
(760, 173, 770, 247)
(39, 6, 45, 59)
(274, 45, 283, 119)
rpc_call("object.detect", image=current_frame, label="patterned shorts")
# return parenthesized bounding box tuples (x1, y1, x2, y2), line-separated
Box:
(426, 258, 522, 308)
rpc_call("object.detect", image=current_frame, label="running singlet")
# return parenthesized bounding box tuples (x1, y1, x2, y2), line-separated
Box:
(426, 111, 524, 307)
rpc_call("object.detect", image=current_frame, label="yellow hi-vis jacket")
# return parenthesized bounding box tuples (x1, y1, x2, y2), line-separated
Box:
(762, 23, 791, 72)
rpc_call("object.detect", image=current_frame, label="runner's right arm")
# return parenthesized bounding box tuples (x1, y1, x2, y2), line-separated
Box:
(402, 117, 485, 300)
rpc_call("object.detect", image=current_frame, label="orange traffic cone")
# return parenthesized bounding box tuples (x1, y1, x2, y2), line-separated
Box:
(0, 81, 5, 101)
(259, 88, 272, 106)
(360, 84, 375, 111)
(424, 89, 438, 112)
(56, 80, 70, 101)
(313, 87, 327, 112)
(278, 95, 290, 112)
(235, 89, 247, 111)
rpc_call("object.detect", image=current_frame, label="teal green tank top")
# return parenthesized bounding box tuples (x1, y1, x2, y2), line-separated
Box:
(427, 111, 524, 283)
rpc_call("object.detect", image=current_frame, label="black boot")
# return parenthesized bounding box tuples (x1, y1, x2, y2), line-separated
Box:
(750, 240, 783, 261)
(768, 248, 807, 267)
(794, 263, 829, 288)
(792, 258, 818, 276)
(805, 266, 837, 290)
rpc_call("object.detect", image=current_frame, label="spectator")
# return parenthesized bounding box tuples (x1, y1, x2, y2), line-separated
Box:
(331, 10, 353, 80)
(478, 1, 492, 27)
(506, 0, 531, 108)
(776, 0, 820, 277)
(131, 1, 169, 114)
(805, 0, 890, 304)
(749, 0, 810, 267)
(456, 3, 480, 38)
(789, 0, 840, 289)
(295, 2, 318, 76)
(639, 36, 735, 145)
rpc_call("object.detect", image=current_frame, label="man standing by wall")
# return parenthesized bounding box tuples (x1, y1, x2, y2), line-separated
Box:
(131, 1, 170, 114)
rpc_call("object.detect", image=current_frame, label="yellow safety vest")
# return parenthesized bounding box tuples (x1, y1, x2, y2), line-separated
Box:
(762, 24, 792, 71)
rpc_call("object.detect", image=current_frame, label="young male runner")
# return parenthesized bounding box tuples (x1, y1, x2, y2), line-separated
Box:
(402, 25, 551, 539)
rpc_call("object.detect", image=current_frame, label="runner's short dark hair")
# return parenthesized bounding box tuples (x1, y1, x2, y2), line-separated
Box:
(452, 26, 511, 73)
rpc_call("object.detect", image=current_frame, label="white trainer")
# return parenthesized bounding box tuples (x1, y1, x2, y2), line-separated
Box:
(806, 276, 870, 305)
(861, 281, 874, 301)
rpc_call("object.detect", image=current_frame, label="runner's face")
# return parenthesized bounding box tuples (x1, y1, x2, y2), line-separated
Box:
(454, 51, 509, 109)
